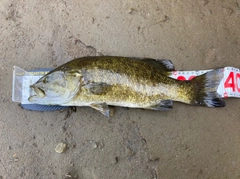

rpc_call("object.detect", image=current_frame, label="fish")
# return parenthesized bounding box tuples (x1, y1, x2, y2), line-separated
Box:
(28, 56, 225, 117)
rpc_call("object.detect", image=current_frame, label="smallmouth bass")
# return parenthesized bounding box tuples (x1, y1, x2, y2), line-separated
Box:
(28, 56, 225, 117)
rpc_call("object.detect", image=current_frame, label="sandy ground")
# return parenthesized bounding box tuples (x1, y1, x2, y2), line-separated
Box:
(1, 0, 240, 178)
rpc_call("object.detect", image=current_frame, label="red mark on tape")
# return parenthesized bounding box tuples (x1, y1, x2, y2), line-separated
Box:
(177, 75, 196, 81)
(224, 92, 228, 98)
(177, 76, 186, 81)
(188, 76, 196, 80)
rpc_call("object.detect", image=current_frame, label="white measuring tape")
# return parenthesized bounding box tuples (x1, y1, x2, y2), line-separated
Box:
(169, 67, 240, 98)
(12, 66, 240, 105)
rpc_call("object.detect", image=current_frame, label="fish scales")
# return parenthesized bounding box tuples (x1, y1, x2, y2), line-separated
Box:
(61, 57, 192, 107)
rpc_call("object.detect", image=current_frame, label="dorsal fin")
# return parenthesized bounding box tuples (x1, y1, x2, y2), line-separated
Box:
(156, 59, 175, 71)
(141, 58, 175, 71)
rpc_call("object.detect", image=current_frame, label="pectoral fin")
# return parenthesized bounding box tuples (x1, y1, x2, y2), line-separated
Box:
(144, 100, 173, 111)
(90, 102, 110, 117)
(84, 82, 110, 95)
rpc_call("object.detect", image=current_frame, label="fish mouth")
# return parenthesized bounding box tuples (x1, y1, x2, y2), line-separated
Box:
(29, 85, 46, 98)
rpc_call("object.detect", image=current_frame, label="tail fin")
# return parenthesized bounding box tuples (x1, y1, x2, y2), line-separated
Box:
(190, 68, 225, 107)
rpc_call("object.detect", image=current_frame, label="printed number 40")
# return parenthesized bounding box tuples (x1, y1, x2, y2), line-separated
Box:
(224, 72, 240, 92)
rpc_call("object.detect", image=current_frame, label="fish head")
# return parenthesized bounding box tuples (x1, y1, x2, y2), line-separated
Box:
(28, 70, 82, 105)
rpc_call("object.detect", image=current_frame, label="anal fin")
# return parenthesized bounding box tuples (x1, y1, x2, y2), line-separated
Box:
(144, 100, 173, 111)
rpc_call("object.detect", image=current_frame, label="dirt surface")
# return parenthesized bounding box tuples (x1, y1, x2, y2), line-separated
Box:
(1, 0, 240, 178)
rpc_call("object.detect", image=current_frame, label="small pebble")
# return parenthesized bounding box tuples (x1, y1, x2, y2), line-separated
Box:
(111, 157, 118, 164)
(92, 142, 98, 149)
(126, 147, 135, 156)
(55, 142, 67, 153)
